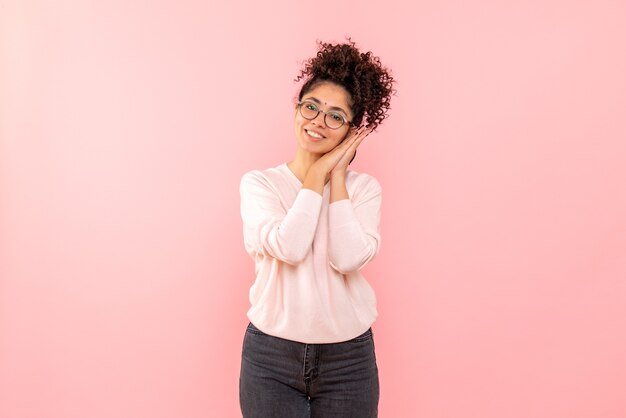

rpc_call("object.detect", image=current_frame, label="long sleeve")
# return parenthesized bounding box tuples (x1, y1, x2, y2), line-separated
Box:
(240, 171, 323, 265)
(327, 176, 382, 274)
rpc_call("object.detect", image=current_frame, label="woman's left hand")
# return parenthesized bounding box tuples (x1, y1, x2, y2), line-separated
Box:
(330, 125, 373, 175)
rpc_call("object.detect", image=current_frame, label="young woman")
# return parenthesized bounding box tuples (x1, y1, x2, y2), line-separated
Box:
(238, 38, 395, 418)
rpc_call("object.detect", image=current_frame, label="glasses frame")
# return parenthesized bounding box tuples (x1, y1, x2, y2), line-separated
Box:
(296, 100, 355, 130)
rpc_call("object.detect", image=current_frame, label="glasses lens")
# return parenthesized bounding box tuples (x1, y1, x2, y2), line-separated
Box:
(326, 112, 345, 129)
(300, 101, 319, 120)
(299, 101, 346, 129)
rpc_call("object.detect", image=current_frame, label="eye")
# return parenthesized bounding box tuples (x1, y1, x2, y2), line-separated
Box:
(330, 112, 344, 122)
(305, 102, 318, 111)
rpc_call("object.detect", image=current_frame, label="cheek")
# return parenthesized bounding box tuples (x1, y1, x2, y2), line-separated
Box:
(336, 131, 349, 143)
(330, 135, 346, 148)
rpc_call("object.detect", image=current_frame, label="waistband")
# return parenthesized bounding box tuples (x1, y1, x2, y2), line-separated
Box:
(246, 321, 373, 344)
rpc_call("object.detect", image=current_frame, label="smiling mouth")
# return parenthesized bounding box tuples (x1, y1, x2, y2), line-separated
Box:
(305, 129, 325, 140)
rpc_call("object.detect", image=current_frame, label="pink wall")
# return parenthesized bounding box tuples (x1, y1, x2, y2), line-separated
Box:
(2, 1, 625, 417)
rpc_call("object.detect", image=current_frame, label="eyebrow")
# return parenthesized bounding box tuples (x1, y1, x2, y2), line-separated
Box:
(303, 97, 349, 116)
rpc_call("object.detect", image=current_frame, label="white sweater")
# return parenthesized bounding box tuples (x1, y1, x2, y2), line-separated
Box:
(239, 162, 381, 343)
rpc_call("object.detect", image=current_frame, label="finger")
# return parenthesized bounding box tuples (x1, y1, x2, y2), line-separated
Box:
(357, 127, 372, 140)
(360, 126, 373, 135)
(350, 126, 363, 138)
(335, 127, 365, 154)
(354, 126, 367, 137)
(351, 125, 364, 135)
(339, 131, 361, 149)
(357, 126, 369, 136)
(346, 134, 365, 154)
(353, 128, 369, 142)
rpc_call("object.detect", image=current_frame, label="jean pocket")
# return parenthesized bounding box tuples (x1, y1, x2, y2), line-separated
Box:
(246, 321, 266, 336)
(346, 327, 373, 343)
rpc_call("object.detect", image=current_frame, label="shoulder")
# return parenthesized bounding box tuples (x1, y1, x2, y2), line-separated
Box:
(240, 164, 289, 194)
(346, 169, 382, 194)
(241, 164, 278, 183)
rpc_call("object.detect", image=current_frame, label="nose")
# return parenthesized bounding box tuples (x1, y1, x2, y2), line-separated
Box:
(311, 111, 326, 128)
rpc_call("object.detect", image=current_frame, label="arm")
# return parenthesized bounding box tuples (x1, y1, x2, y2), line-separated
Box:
(240, 171, 323, 265)
(327, 174, 382, 274)
(329, 170, 350, 203)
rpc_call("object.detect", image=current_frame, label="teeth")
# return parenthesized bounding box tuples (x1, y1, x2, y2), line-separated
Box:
(306, 129, 323, 139)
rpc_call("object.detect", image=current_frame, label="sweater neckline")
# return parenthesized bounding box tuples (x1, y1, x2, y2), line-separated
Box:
(282, 162, 331, 189)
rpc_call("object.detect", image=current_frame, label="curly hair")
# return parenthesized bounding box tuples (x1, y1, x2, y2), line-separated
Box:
(294, 37, 397, 132)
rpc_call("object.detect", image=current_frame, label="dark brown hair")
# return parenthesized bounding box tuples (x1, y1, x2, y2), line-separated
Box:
(294, 37, 397, 132)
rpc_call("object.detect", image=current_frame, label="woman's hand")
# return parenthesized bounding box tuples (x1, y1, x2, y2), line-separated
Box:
(311, 126, 373, 177)
(330, 125, 373, 175)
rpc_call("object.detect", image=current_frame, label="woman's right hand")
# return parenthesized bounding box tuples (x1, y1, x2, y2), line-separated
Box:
(310, 125, 365, 178)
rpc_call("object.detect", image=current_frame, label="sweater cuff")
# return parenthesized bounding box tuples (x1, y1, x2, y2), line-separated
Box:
(329, 198, 357, 227)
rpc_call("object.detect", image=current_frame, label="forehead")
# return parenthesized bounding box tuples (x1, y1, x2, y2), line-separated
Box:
(302, 83, 351, 115)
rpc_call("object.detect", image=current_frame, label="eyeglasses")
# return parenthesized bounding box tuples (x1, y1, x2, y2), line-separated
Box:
(296, 100, 353, 130)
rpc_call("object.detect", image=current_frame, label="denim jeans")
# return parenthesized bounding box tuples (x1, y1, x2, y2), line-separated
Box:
(239, 321, 379, 418)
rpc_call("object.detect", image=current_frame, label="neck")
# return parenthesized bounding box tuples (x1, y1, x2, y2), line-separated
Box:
(287, 148, 326, 184)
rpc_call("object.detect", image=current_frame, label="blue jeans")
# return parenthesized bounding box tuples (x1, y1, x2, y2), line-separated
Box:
(239, 321, 379, 417)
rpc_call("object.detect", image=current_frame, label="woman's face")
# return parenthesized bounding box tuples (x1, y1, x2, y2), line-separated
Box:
(294, 82, 354, 155)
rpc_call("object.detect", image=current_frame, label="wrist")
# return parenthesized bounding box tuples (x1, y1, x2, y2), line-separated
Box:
(331, 169, 346, 179)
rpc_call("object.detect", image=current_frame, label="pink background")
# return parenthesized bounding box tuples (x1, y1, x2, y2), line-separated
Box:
(2, 1, 625, 417)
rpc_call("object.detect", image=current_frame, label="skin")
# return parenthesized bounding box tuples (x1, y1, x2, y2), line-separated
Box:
(287, 81, 373, 202)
